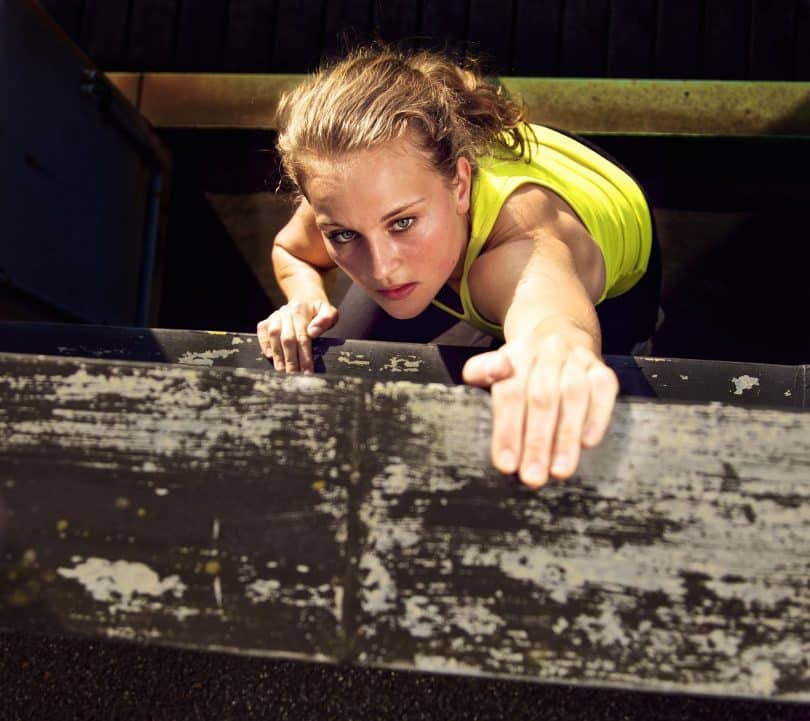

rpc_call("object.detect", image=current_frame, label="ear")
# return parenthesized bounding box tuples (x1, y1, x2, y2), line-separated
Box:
(453, 156, 472, 215)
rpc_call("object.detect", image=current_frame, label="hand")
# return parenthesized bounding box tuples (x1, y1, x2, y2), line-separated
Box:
(462, 332, 619, 488)
(256, 299, 338, 373)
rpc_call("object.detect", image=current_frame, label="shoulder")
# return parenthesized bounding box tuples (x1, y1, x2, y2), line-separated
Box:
(471, 183, 606, 305)
(483, 183, 588, 252)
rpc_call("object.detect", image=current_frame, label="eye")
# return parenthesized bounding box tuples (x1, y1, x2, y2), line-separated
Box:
(328, 229, 357, 244)
(392, 217, 414, 232)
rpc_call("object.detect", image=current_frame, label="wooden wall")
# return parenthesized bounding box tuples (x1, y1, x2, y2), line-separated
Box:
(39, 0, 810, 79)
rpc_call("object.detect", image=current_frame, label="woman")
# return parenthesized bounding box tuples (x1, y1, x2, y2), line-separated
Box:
(257, 46, 660, 488)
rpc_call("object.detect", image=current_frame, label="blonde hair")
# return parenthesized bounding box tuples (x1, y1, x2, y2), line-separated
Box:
(275, 46, 531, 192)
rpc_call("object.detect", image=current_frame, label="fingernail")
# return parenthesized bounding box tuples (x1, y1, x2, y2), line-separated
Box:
(583, 425, 598, 444)
(498, 449, 516, 471)
(522, 463, 547, 486)
(551, 453, 569, 475)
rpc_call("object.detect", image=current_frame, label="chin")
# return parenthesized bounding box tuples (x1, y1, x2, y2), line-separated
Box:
(378, 299, 429, 321)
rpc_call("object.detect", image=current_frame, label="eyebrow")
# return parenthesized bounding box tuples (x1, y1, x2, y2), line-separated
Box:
(316, 198, 424, 229)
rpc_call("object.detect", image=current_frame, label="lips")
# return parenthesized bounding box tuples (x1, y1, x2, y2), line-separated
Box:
(377, 283, 417, 301)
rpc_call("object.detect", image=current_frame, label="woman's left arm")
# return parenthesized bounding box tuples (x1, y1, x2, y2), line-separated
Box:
(462, 184, 620, 488)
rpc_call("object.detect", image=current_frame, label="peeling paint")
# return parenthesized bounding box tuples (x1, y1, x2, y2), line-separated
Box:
(58, 557, 188, 615)
(177, 349, 240, 366)
(731, 375, 760, 395)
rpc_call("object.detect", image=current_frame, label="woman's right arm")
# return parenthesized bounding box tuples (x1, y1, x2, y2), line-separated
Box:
(257, 199, 340, 372)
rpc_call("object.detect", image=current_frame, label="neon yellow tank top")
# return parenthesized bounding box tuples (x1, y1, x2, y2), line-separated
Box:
(431, 124, 653, 339)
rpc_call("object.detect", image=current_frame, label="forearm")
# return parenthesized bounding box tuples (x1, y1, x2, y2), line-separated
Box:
(272, 243, 330, 304)
(503, 260, 602, 356)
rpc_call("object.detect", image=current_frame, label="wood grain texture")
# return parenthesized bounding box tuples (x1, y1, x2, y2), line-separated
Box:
(0, 354, 353, 659)
(0, 323, 805, 408)
(353, 383, 810, 699)
(0, 350, 808, 700)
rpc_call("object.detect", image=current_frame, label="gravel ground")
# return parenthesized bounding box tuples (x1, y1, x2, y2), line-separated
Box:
(1, 632, 808, 721)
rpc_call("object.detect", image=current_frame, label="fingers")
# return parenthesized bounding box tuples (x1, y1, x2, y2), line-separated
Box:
(256, 300, 337, 374)
(485, 336, 618, 489)
(581, 363, 619, 448)
(307, 303, 339, 338)
(546, 347, 592, 481)
(462, 351, 513, 388)
(512, 336, 566, 487)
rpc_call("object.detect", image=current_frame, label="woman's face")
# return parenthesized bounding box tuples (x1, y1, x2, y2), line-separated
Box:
(303, 134, 471, 319)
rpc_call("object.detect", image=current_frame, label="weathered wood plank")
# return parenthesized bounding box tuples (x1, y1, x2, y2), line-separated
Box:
(0, 354, 353, 658)
(115, 73, 810, 136)
(0, 351, 808, 700)
(0, 322, 804, 408)
(353, 383, 810, 699)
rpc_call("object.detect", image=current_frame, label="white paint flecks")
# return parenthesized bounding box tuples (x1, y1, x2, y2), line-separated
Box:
(747, 659, 779, 695)
(336, 352, 370, 367)
(177, 349, 239, 366)
(359, 552, 396, 614)
(381, 356, 423, 373)
(213, 575, 223, 609)
(731, 375, 760, 395)
(58, 557, 187, 615)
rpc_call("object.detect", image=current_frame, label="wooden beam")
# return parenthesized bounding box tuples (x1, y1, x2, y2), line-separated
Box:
(106, 72, 810, 137)
(0, 350, 808, 701)
(0, 322, 804, 408)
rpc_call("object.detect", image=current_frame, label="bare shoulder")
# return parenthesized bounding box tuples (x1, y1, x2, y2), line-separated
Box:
(470, 183, 606, 308)
(274, 197, 336, 270)
(485, 183, 590, 251)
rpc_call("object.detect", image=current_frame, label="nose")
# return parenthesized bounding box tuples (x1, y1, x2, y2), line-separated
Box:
(367, 236, 400, 282)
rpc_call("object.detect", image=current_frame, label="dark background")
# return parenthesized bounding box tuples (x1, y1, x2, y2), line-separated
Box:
(4, 0, 808, 364)
(3, 2, 810, 719)
(33, 0, 810, 79)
